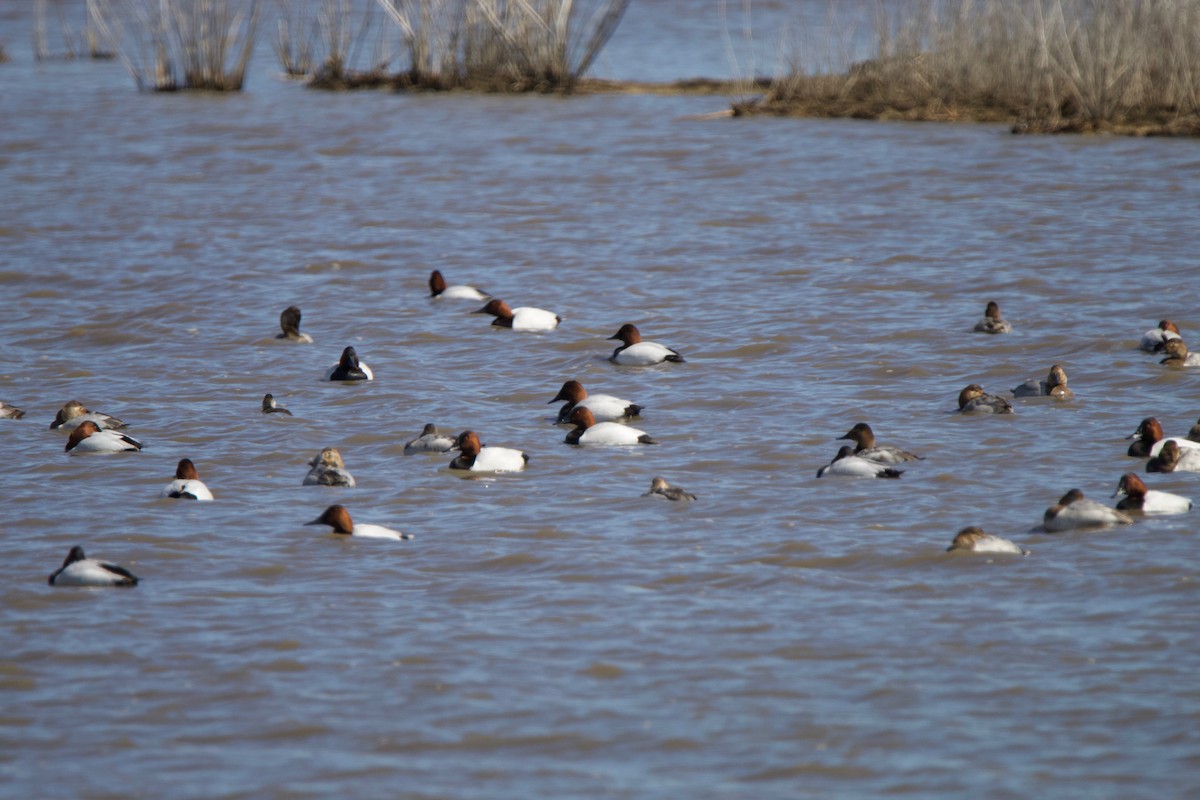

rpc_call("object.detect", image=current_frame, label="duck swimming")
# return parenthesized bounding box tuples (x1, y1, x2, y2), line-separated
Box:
(262, 394, 293, 415)
(608, 324, 684, 366)
(946, 526, 1028, 555)
(644, 477, 696, 501)
(48, 546, 139, 587)
(474, 299, 560, 332)
(404, 423, 456, 455)
(325, 346, 374, 381)
(973, 301, 1012, 334)
(1139, 319, 1181, 352)
(303, 447, 356, 487)
(817, 446, 903, 478)
(161, 458, 214, 500)
(1042, 488, 1134, 532)
(0, 401, 24, 419)
(1146, 440, 1200, 473)
(449, 431, 528, 472)
(957, 384, 1013, 414)
(1012, 365, 1073, 399)
(305, 504, 412, 540)
(548, 380, 642, 424)
(1159, 338, 1200, 367)
(837, 422, 922, 463)
(64, 421, 142, 454)
(564, 407, 656, 446)
(429, 270, 489, 301)
(277, 305, 313, 343)
(50, 400, 127, 431)
(1111, 472, 1192, 514)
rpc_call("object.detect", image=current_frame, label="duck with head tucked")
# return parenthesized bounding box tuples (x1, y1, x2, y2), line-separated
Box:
(0, 401, 24, 420)
(50, 400, 126, 431)
(946, 526, 1028, 555)
(48, 546, 139, 587)
(817, 446, 903, 478)
(837, 422, 922, 463)
(1159, 338, 1200, 367)
(1013, 365, 1073, 399)
(1146, 440, 1200, 473)
(449, 431, 528, 472)
(1043, 488, 1133, 532)
(957, 384, 1013, 414)
(65, 421, 142, 454)
(277, 305, 313, 343)
(973, 301, 1012, 334)
(303, 447, 356, 487)
(429, 270, 489, 301)
(644, 477, 696, 501)
(608, 324, 685, 366)
(1139, 319, 1181, 352)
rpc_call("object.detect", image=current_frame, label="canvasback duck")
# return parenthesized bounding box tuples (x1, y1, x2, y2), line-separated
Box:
(1111, 472, 1192, 514)
(0, 401, 24, 419)
(644, 476, 696, 501)
(305, 504, 412, 540)
(1126, 417, 1200, 458)
(1147, 440, 1200, 473)
(817, 446, 903, 478)
(1012, 365, 1073, 399)
(161, 458, 214, 500)
(65, 421, 142, 454)
(549, 380, 642, 424)
(837, 422, 923, 463)
(474, 299, 560, 332)
(429, 270, 489, 301)
(304, 447, 356, 486)
(449, 431, 528, 472)
(1139, 319, 1182, 352)
(973, 301, 1012, 334)
(277, 305, 313, 343)
(1159, 338, 1200, 367)
(564, 407, 656, 446)
(404, 423, 456, 455)
(946, 526, 1028, 555)
(1042, 488, 1134, 532)
(325, 346, 374, 381)
(262, 393, 293, 415)
(48, 546, 139, 587)
(50, 400, 127, 431)
(957, 384, 1013, 414)
(608, 324, 685, 365)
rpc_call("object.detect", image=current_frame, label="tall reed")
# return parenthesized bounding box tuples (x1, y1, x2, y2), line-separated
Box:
(762, 0, 1200, 132)
(34, 0, 114, 59)
(98, 0, 260, 91)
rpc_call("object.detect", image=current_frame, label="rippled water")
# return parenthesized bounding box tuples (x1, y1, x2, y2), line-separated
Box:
(3, 3, 1200, 798)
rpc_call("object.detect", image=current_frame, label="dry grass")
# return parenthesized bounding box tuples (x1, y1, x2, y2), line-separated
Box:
(273, 0, 631, 92)
(34, 0, 115, 60)
(97, 0, 260, 91)
(751, 0, 1200, 135)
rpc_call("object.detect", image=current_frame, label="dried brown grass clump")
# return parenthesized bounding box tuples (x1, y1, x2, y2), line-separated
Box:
(34, 0, 115, 60)
(751, 0, 1200, 136)
(98, 0, 259, 91)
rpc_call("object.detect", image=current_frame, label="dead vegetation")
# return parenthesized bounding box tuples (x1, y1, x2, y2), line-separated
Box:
(34, 0, 115, 60)
(746, 0, 1200, 136)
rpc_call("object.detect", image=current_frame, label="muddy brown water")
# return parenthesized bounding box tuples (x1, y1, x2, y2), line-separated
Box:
(2, 2, 1199, 798)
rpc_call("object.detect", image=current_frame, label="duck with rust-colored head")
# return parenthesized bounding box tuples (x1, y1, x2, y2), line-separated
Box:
(957, 384, 1013, 414)
(564, 407, 656, 446)
(1111, 472, 1191, 514)
(305, 504, 412, 540)
(474, 299, 560, 332)
(1139, 319, 1181, 352)
(549, 380, 643, 424)
(608, 324, 684, 366)
(1043, 488, 1133, 532)
(429, 270, 489, 301)
(449, 431, 528, 472)
(973, 301, 1012, 334)
(161, 458, 214, 500)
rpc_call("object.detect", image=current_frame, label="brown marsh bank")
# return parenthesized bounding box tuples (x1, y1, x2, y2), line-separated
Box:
(740, 0, 1200, 137)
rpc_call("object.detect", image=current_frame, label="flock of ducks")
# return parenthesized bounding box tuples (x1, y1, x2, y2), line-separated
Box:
(10, 291, 1197, 584)
(10, 271, 696, 587)
(818, 302, 1196, 556)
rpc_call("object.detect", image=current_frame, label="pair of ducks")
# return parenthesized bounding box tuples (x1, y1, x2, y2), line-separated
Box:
(956, 365, 1073, 415)
(818, 423, 922, 478)
(1125, 417, 1200, 472)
